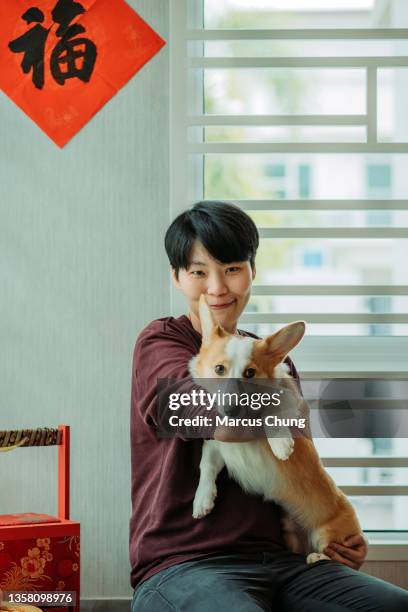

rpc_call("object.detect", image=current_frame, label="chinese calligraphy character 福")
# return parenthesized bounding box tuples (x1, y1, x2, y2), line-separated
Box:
(9, 0, 97, 90)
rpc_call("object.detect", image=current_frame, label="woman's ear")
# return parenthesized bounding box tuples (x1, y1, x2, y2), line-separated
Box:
(171, 268, 180, 289)
(251, 263, 256, 281)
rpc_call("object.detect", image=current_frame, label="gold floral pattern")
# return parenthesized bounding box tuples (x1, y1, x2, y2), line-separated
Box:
(59, 536, 80, 558)
(36, 539, 50, 550)
(0, 539, 54, 591)
(21, 549, 46, 580)
(0, 535, 78, 599)
(0, 561, 52, 592)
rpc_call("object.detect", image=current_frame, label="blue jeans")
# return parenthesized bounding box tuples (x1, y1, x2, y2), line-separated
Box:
(132, 551, 408, 611)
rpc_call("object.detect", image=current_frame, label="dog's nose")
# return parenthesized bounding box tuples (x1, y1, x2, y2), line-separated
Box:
(224, 404, 241, 417)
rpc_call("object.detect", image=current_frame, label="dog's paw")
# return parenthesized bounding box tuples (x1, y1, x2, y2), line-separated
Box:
(192, 484, 217, 519)
(306, 552, 331, 564)
(269, 437, 294, 460)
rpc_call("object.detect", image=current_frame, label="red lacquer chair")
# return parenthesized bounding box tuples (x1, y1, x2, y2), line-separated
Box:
(0, 426, 80, 612)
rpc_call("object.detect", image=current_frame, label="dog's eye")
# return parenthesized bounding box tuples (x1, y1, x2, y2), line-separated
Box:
(243, 368, 256, 379)
(215, 364, 226, 375)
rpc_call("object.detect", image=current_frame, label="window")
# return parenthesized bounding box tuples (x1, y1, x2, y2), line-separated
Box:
(367, 165, 391, 191)
(298, 164, 311, 199)
(366, 163, 392, 225)
(170, 0, 408, 540)
(265, 164, 285, 178)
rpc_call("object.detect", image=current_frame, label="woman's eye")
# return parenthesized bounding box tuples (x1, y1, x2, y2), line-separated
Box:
(226, 267, 240, 273)
(215, 364, 226, 375)
(191, 270, 205, 277)
(243, 368, 256, 379)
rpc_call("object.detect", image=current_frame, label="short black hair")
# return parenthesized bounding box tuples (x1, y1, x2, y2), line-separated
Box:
(164, 201, 259, 279)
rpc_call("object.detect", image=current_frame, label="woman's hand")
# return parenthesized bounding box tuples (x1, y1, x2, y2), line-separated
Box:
(323, 533, 368, 570)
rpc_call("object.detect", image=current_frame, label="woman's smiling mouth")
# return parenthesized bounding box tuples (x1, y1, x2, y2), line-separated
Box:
(209, 299, 236, 310)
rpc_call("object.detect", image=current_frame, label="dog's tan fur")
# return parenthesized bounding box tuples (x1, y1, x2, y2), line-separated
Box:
(191, 295, 362, 563)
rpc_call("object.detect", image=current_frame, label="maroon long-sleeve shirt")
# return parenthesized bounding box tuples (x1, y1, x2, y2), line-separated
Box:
(129, 314, 301, 589)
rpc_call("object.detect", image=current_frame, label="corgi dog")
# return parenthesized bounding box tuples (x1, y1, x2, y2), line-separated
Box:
(189, 295, 362, 563)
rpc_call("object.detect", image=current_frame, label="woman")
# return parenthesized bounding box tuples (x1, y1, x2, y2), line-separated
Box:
(130, 201, 408, 611)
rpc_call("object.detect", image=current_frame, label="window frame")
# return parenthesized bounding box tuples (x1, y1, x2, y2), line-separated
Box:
(170, 0, 408, 375)
(169, 0, 408, 555)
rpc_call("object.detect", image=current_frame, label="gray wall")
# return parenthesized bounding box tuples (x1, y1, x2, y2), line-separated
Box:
(0, 0, 169, 598)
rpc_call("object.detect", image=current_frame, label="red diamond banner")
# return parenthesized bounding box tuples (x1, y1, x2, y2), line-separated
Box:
(0, 0, 166, 147)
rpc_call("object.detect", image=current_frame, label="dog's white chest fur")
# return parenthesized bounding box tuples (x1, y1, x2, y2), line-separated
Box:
(217, 440, 283, 497)
(190, 336, 293, 519)
(192, 439, 286, 520)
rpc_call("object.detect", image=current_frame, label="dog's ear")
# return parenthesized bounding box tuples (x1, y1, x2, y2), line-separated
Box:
(198, 295, 227, 344)
(262, 321, 305, 362)
(198, 294, 217, 344)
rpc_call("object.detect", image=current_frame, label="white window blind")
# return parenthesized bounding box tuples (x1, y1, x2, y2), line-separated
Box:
(170, 0, 408, 377)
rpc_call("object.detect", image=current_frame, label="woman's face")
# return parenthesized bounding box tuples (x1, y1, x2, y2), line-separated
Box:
(172, 241, 256, 334)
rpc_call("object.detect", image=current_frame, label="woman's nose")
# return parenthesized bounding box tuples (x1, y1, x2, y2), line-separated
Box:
(206, 273, 228, 296)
